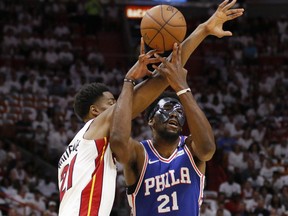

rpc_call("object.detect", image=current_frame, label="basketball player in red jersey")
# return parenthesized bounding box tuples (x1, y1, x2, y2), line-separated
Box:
(58, 0, 244, 215)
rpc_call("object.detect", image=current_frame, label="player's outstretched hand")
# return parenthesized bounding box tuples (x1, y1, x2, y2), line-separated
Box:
(205, 0, 244, 38)
(126, 38, 162, 81)
(153, 43, 189, 92)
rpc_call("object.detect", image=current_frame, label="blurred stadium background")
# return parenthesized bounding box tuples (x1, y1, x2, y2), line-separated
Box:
(0, 0, 287, 215)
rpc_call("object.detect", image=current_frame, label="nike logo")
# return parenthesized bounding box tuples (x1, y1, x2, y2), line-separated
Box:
(148, 159, 159, 164)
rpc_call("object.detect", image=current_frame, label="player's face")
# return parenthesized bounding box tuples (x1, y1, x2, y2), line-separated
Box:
(94, 91, 116, 114)
(153, 97, 185, 126)
(152, 97, 185, 138)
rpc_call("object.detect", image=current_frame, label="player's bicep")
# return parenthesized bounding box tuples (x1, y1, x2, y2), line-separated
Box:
(115, 138, 142, 165)
(123, 140, 146, 186)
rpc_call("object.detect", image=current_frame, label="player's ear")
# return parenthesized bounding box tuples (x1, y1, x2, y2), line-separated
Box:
(90, 104, 100, 116)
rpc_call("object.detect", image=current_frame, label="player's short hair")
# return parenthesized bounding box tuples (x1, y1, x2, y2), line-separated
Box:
(145, 91, 180, 122)
(74, 82, 110, 120)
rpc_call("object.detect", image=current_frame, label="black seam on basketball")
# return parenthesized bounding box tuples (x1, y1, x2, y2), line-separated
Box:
(160, 28, 185, 41)
(164, 10, 186, 27)
(144, 12, 165, 46)
(144, 6, 178, 47)
(160, 5, 178, 30)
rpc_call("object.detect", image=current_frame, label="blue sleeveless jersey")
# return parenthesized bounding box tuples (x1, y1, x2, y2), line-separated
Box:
(127, 136, 205, 216)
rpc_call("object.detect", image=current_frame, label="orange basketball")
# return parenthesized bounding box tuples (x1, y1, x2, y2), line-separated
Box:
(140, 5, 187, 51)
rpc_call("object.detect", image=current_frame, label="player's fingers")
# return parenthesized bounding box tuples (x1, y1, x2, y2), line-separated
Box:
(226, 8, 244, 16)
(177, 44, 182, 64)
(227, 13, 244, 20)
(154, 53, 164, 62)
(223, 0, 236, 11)
(138, 54, 146, 62)
(146, 69, 154, 76)
(171, 43, 178, 64)
(148, 58, 162, 64)
(152, 64, 165, 75)
(140, 37, 145, 55)
(158, 57, 174, 72)
(218, 0, 229, 9)
(221, 31, 233, 37)
(227, 11, 244, 20)
(146, 49, 158, 58)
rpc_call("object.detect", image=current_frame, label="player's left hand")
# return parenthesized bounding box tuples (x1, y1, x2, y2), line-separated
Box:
(126, 38, 162, 80)
(205, 0, 244, 38)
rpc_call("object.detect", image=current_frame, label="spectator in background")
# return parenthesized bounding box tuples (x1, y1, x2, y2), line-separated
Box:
(15, 111, 34, 141)
(47, 123, 68, 156)
(200, 202, 214, 216)
(87, 46, 104, 67)
(277, 15, 288, 35)
(0, 140, 7, 165)
(216, 128, 238, 153)
(58, 44, 74, 69)
(244, 190, 262, 214)
(9, 161, 26, 184)
(237, 128, 253, 150)
(219, 172, 242, 198)
(22, 72, 39, 94)
(227, 144, 247, 173)
(32, 125, 48, 154)
(65, 114, 81, 142)
(242, 180, 254, 200)
(44, 201, 57, 216)
(251, 123, 267, 144)
(253, 198, 270, 216)
(267, 194, 286, 215)
(224, 192, 246, 215)
(259, 159, 278, 183)
(215, 205, 231, 216)
(0, 73, 10, 95)
(37, 176, 57, 198)
(5, 69, 21, 93)
(44, 46, 58, 69)
(259, 184, 273, 205)
(280, 185, 288, 211)
(273, 138, 288, 163)
(54, 22, 70, 39)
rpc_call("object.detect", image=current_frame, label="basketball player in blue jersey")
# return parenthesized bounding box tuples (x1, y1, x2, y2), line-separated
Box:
(110, 43, 215, 216)
(109, 1, 244, 215)
(58, 0, 244, 215)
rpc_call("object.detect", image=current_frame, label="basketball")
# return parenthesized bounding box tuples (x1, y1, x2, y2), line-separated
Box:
(140, 5, 187, 51)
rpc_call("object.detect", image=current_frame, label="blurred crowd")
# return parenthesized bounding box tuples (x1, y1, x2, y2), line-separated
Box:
(0, 0, 288, 215)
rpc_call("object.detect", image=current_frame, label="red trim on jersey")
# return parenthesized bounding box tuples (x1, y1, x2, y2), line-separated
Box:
(147, 140, 179, 163)
(78, 137, 108, 216)
(184, 145, 205, 207)
(184, 145, 203, 177)
(134, 153, 148, 195)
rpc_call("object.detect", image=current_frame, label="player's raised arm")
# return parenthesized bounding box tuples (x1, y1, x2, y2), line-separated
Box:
(181, 0, 244, 65)
(90, 0, 244, 139)
(132, 0, 244, 116)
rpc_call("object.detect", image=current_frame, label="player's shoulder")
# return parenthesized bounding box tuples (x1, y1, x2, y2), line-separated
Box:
(84, 117, 109, 140)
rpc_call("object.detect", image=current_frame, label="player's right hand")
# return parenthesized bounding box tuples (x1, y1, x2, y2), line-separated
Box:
(152, 43, 189, 93)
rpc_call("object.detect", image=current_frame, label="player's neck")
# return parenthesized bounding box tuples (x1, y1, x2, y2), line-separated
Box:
(152, 137, 180, 158)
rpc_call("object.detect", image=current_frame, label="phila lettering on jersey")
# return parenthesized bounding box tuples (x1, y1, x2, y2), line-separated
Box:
(58, 119, 117, 216)
(127, 136, 205, 216)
